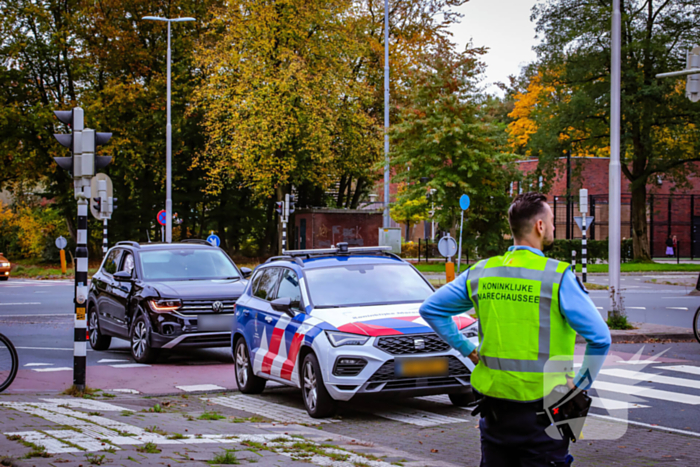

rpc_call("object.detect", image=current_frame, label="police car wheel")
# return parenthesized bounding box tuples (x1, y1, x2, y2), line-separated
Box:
(693, 306, 700, 345)
(448, 390, 476, 407)
(88, 306, 111, 351)
(130, 313, 158, 364)
(301, 353, 335, 418)
(234, 338, 266, 394)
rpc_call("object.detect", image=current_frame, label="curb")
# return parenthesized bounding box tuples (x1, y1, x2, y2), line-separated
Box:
(576, 333, 696, 344)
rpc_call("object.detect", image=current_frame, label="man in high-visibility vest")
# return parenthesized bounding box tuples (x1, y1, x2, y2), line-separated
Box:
(420, 192, 611, 466)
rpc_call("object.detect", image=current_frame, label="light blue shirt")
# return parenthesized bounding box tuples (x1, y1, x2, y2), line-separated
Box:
(419, 245, 611, 390)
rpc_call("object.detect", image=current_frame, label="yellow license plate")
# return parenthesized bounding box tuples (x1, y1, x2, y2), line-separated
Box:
(395, 357, 448, 378)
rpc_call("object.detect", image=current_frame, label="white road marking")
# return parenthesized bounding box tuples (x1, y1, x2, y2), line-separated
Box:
(110, 363, 150, 368)
(590, 397, 649, 411)
(614, 360, 659, 365)
(600, 369, 700, 390)
(111, 389, 140, 394)
(176, 384, 225, 392)
(0, 302, 42, 306)
(596, 307, 603, 310)
(593, 381, 700, 404)
(589, 414, 700, 438)
(24, 363, 52, 367)
(206, 394, 338, 424)
(45, 429, 112, 451)
(98, 359, 129, 363)
(40, 399, 130, 412)
(16, 346, 92, 351)
(5, 430, 79, 453)
(627, 307, 646, 310)
(657, 365, 700, 376)
(666, 307, 689, 310)
(32, 367, 72, 372)
(363, 405, 467, 426)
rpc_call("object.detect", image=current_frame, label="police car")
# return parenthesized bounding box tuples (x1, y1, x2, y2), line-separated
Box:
(232, 243, 479, 418)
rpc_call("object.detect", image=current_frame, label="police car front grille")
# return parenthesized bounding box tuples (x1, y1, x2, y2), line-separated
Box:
(368, 356, 469, 382)
(375, 333, 451, 355)
(180, 300, 236, 314)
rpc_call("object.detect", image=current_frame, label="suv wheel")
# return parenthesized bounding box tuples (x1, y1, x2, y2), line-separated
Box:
(234, 338, 266, 394)
(130, 313, 158, 363)
(301, 352, 335, 418)
(88, 307, 111, 351)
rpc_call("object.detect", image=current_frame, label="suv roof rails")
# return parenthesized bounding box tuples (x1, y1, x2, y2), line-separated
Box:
(281, 242, 399, 263)
(180, 239, 215, 246)
(116, 241, 141, 249)
(265, 255, 305, 267)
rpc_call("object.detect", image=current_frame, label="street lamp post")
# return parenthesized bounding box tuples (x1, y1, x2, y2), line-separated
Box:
(142, 15, 195, 243)
(383, 0, 391, 228)
(609, 0, 622, 316)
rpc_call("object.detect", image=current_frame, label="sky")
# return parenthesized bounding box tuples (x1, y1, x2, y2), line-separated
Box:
(448, 0, 541, 95)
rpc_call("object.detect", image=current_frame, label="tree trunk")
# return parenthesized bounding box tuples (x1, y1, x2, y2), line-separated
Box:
(336, 175, 347, 208)
(405, 222, 410, 241)
(344, 177, 354, 208)
(349, 177, 365, 209)
(631, 183, 651, 261)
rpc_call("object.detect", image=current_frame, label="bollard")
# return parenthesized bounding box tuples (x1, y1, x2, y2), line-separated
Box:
(446, 261, 455, 283)
(60, 249, 67, 274)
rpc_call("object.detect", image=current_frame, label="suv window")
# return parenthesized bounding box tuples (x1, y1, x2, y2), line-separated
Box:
(103, 249, 123, 275)
(276, 269, 302, 310)
(252, 268, 281, 301)
(120, 253, 135, 275)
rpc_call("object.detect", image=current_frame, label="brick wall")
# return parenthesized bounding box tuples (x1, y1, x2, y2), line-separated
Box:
(293, 209, 383, 249)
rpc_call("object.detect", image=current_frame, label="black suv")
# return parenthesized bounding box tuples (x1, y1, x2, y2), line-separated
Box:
(88, 240, 252, 363)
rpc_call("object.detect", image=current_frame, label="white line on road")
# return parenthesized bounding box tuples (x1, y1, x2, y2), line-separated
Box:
(32, 367, 72, 372)
(590, 397, 649, 411)
(593, 381, 700, 404)
(0, 302, 41, 306)
(589, 414, 700, 438)
(657, 365, 700, 376)
(627, 307, 646, 310)
(600, 369, 700, 390)
(666, 307, 689, 310)
(177, 384, 225, 392)
(360, 405, 466, 427)
(16, 346, 92, 351)
(206, 395, 338, 424)
(110, 363, 150, 368)
(98, 359, 129, 363)
(111, 389, 140, 394)
(24, 363, 52, 367)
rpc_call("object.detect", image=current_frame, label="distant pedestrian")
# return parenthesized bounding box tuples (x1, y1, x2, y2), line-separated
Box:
(666, 236, 674, 257)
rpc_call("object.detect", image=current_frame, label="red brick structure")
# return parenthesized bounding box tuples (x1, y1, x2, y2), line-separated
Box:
(292, 209, 383, 249)
(515, 157, 700, 257)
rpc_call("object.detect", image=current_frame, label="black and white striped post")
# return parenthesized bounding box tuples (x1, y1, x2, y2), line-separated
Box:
(282, 193, 289, 252)
(103, 219, 108, 259)
(580, 189, 589, 283)
(571, 250, 576, 273)
(74, 196, 89, 390)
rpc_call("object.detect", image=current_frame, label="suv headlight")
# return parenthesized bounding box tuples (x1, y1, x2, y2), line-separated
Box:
(325, 331, 370, 347)
(148, 299, 182, 312)
(461, 321, 478, 339)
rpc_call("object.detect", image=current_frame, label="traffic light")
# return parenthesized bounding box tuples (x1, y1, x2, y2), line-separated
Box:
(288, 194, 296, 214)
(92, 197, 102, 213)
(687, 46, 700, 103)
(53, 107, 113, 178)
(275, 201, 284, 215)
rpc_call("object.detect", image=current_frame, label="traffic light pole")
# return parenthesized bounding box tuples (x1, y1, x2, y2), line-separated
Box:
(74, 198, 89, 390)
(282, 193, 289, 253)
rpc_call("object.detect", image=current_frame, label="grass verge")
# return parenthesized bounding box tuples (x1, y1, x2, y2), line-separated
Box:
(415, 261, 700, 274)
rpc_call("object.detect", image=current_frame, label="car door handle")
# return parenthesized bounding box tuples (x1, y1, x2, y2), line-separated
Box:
(242, 309, 250, 316)
(265, 316, 273, 323)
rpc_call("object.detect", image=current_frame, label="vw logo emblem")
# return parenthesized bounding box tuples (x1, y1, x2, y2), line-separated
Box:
(414, 338, 425, 350)
(212, 301, 224, 313)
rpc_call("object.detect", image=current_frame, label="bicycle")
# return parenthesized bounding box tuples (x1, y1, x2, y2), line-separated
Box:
(695, 306, 700, 345)
(0, 332, 18, 392)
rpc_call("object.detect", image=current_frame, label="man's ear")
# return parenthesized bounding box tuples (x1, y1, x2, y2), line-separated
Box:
(535, 218, 545, 235)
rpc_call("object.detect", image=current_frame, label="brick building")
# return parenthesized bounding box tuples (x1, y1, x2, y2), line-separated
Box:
(292, 209, 383, 250)
(515, 157, 700, 257)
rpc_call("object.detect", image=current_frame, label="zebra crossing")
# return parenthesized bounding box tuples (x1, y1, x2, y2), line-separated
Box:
(203, 363, 700, 431)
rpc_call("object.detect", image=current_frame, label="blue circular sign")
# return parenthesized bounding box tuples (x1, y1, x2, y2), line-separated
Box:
(459, 194, 470, 211)
(207, 234, 220, 247)
(157, 210, 167, 226)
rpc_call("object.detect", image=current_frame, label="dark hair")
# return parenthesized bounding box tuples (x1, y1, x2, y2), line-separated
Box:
(508, 192, 549, 239)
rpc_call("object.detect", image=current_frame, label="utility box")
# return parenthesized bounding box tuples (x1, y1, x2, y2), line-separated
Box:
(379, 227, 401, 254)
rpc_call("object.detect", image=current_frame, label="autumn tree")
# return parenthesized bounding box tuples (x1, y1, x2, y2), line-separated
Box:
(514, 0, 700, 260)
(390, 185, 430, 241)
(391, 43, 519, 257)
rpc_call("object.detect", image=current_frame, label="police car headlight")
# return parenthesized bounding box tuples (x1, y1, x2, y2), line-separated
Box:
(461, 322, 478, 339)
(325, 331, 370, 347)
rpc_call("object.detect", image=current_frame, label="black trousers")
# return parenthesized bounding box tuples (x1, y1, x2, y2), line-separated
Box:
(479, 400, 573, 467)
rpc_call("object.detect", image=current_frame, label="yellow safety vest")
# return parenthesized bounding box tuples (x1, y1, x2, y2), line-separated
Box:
(466, 249, 576, 402)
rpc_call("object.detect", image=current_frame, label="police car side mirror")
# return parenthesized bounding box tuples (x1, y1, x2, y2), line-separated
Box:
(113, 271, 133, 282)
(271, 297, 295, 317)
(240, 267, 252, 278)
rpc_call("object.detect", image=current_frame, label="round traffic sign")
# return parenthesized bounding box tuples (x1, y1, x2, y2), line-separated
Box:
(207, 234, 221, 247)
(459, 194, 470, 211)
(437, 235, 457, 258)
(157, 210, 167, 226)
(55, 236, 67, 250)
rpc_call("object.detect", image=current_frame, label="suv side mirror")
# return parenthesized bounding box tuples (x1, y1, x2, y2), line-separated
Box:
(113, 271, 133, 282)
(271, 297, 296, 317)
(240, 267, 252, 279)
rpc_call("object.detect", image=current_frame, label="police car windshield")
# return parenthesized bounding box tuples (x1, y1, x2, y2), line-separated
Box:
(140, 249, 240, 281)
(306, 264, 432, 308)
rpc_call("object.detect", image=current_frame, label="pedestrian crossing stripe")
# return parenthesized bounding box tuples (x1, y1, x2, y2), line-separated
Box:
(593, 380, 700, 405)
(600, 368, 700, 390)
(660, 365, 700, 376)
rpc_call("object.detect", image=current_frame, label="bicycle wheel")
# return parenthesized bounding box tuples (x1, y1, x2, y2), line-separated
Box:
(0, 333, 18, 393)
(694, 307, 700, 345)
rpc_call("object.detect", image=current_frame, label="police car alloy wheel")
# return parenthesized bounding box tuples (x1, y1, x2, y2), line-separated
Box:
(301, 353, 335, 418)
(234, 339, 266, 394)
(88, 306, 111, 351)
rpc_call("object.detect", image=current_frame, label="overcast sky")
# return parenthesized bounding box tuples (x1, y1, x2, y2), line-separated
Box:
(448, 0, 540, 95)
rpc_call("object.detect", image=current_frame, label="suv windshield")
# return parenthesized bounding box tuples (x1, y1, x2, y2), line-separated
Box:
(140, 249, 240, 281)
(305, 263, 432, 308)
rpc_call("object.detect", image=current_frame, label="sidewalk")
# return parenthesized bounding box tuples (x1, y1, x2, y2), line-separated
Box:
(577, 322, 696, 344)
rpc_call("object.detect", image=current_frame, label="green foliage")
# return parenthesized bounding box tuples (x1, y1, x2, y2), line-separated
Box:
(136, 442, 161, 454)
(391, 187, 430, 241)
(390, 44, 519, 258)
(198, 411, 226, 421)
(208, 450, 240, 465)
(607, 314, 635, 331)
